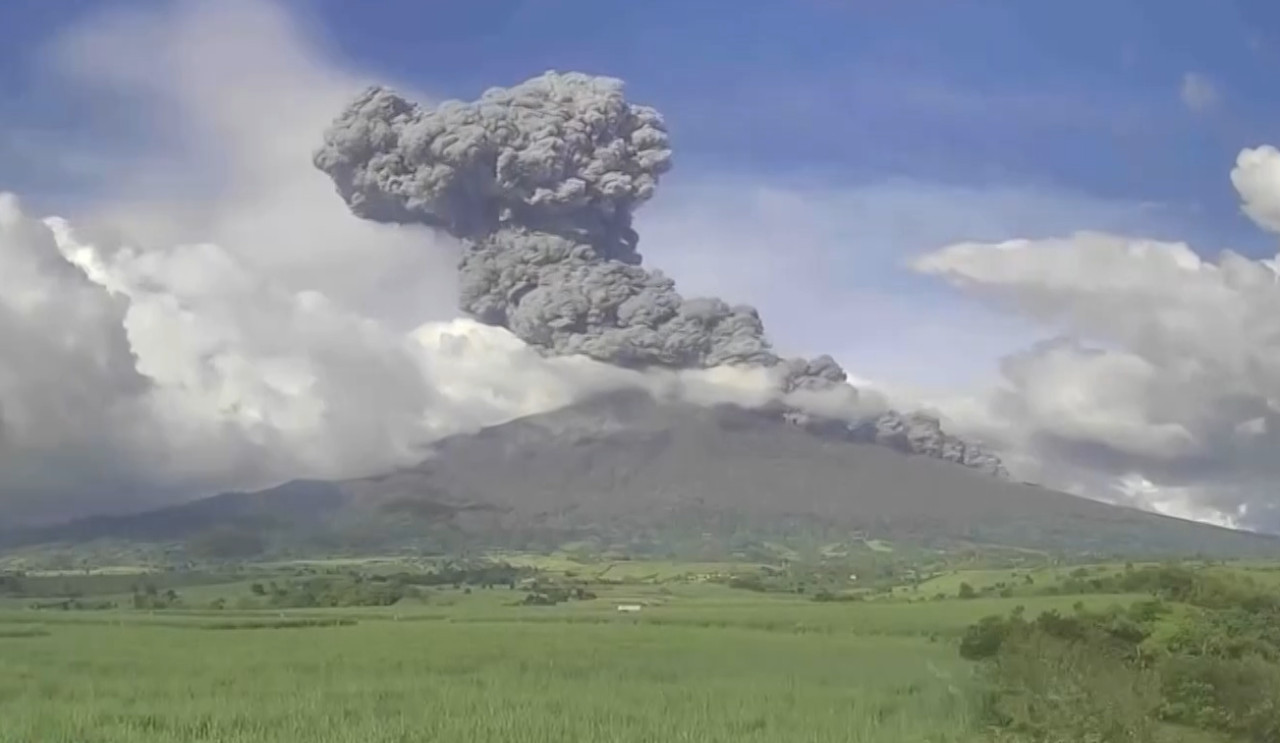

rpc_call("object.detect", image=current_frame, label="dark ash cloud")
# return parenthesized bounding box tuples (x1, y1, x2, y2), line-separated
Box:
(313, 71, 848, 393)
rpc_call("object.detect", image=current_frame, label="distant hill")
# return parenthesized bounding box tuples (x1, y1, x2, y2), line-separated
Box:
(6, 389, 1279, 560)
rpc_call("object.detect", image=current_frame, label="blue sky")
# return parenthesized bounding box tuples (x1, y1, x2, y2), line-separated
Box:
(1, 0, 1279, 387)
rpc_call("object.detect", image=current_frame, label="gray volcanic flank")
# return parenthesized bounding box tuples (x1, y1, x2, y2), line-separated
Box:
(16, 390, 1278, 559)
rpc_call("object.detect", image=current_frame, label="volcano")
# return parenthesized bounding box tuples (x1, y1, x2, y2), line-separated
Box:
(11, 389, 1279, 560)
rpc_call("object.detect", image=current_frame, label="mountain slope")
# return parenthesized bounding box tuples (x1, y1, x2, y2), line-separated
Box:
(8, 390, 1279, 559)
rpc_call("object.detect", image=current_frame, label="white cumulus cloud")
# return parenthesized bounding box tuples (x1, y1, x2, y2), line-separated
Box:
(0, 0, 646, 523)
(1230, 145, 1280, 235)
(910, 157, 1280, 532)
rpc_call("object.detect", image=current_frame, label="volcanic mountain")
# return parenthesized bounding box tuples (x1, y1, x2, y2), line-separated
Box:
(10, 389, 1279, 560)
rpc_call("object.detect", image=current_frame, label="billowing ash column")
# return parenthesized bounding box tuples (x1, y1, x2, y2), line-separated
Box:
(313, 71, 844, 392)
(314, 71, 1006, 477)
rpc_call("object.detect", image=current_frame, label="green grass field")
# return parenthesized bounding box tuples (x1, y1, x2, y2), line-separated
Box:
(0, 619, 979, 743)
(0, 556, 1275, 742)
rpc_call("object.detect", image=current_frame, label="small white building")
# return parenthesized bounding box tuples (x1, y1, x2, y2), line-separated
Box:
(616, 603, 643, 613)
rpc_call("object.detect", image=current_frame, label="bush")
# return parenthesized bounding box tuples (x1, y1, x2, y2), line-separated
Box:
(959, 615, 1015, 661)
(251, 576, 411, 608)
(961, 569, 1280, 743)
(1160, 655, 1280, 742)
(810, 590, 862, 603)
(979, 630, 1160, 743)
(727, 575, 768, 592)
(520, 584, 597, 606)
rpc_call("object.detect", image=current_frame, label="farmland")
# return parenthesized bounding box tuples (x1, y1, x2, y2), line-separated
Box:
(0, 554, 1276, 742)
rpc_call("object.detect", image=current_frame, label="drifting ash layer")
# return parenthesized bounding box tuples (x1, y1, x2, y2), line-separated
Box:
(314, 70, 1006, 476)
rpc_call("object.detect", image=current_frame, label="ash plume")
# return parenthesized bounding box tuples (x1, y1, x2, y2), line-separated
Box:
(313, 71, 844, 392)
(313, 70, 1006, 476)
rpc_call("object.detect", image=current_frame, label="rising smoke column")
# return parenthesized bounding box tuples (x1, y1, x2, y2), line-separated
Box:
(312, 71, 846, 392)
(313, 70, 1008, 476)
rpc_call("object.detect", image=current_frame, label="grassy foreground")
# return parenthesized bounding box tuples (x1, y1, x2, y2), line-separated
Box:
(1, 615, 976, 743)
(2, 555, 1277, 742)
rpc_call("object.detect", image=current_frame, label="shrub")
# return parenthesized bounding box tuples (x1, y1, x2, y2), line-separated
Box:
(961, 571, 1280, 743)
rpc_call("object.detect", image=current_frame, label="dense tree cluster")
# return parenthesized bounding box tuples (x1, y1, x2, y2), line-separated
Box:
(249, 576, 408, 608)
(961, 567, 1280, 742)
